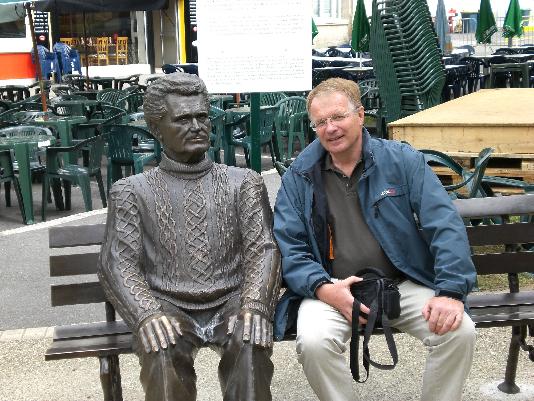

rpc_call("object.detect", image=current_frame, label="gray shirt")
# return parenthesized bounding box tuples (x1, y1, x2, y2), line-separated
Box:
(322, 154, 402, 280)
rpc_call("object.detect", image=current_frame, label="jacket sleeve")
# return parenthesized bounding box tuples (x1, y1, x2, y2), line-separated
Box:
(407, 149, 477, 300)
(273, 168, 332, 299)
(98, 179, 162, 331)
(238, 171, 282, 319)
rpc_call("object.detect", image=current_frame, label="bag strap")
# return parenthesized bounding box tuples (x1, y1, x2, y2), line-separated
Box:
(350, 280, 398, 383)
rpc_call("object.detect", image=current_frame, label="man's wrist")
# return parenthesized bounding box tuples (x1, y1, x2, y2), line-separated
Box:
(435, 289, 464, 302)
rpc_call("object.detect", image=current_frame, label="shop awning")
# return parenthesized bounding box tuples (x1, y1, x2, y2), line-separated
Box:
(35, 0, 168, 13)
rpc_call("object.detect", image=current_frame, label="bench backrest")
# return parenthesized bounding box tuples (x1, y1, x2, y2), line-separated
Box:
(48, 195, 534, 309)
(49, 224, 107, 309)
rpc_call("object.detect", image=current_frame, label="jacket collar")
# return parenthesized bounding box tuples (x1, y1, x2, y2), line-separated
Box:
(291, 127, 375, 178)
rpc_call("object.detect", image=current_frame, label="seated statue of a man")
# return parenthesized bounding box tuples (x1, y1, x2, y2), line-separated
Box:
(98, 72, 281, 401)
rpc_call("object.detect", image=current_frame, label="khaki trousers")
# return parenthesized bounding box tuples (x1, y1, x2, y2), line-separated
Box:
(296, 280, 476, 401)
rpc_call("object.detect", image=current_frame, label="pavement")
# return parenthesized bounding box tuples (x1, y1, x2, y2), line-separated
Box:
(1, 153, 534, 400)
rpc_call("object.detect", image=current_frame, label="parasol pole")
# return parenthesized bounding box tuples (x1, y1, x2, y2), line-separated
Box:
(83, 11, 90, 87)
(26, 2, 47, 112)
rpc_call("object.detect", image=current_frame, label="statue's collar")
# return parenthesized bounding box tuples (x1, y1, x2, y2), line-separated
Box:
(159, 152, 214, 180)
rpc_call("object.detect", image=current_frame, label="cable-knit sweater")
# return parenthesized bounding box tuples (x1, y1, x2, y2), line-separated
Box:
(98, 154, 281, 331)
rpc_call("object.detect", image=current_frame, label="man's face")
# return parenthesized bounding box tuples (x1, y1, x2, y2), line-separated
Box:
(309, 92, 364, 160)
(156, 93, 211, 164)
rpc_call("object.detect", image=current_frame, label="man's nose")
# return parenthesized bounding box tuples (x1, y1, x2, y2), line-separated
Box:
(190, 117, 201, 130)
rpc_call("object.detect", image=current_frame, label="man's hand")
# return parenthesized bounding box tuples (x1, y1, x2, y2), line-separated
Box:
(315, 277, 370, 325)
(422, 296, 464, 335)
(227, 310, 273, 348)
(138, 313, 182, 353)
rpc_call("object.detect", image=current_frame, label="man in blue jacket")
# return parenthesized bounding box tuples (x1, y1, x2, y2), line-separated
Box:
(273, 78, 476, 401)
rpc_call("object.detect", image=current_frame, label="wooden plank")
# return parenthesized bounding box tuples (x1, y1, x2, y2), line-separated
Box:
(471, 306, 534, 328)
(45, 333, 133, 360)
(53, 320, 131, 341)
(50, 253, 100, 276)
(468, 291, 534, 308)
(51, 282, 106, 306)
(465, 223, 534, 246)
(389, 89, 534, 127)
(453, 194, 534, 219)
(391, 125, 534, 154)
(472, 252, 534, 275)
(49, 224, 106, 248)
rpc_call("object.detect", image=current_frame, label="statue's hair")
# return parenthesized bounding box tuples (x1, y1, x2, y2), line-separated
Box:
(306, 78, 362, 112)
(143, 73, 210, 138)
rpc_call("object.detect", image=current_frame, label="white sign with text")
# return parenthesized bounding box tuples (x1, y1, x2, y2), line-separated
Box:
(196, 0, 311, 93)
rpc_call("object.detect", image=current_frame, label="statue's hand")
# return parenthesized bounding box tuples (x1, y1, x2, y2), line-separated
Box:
(227, 310, 273, 348)
(138, 313, 182, 353)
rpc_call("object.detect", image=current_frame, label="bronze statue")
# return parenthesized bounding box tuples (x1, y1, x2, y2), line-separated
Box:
(98, 72, 281, 401)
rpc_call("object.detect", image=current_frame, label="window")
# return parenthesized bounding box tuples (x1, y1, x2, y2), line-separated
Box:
(313, 0, 342, 20)
(0, 6, 26, 38)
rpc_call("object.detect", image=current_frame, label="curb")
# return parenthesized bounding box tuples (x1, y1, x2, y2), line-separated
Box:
(0, 327, 54, 342)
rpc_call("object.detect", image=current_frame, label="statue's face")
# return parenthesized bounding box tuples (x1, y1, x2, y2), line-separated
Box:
(156, 93, 211, 163)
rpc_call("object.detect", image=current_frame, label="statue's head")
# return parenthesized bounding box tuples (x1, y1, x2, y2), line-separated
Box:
(144, 73, 211, 164)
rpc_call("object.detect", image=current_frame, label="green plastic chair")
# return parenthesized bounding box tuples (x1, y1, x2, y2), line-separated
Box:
(42, 134, 107, 221)
(260, 92, 288, 106)
(0, 149, 25, 222)
(209, 106, 225, 163)
(421, 147, 494, 199)
(103, 124, 160, 191)
(117, 92, 144, 114)
(224, 105, 279, 168)
(273, 96, 307, 162)
(96, 89, 128, 109)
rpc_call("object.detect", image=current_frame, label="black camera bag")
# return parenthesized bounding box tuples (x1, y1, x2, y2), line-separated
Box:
(349, 267, 401, 382)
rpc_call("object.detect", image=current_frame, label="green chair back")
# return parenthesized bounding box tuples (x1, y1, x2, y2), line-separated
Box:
(260, 92, 288, 106)
(104, 124, 159, 190)
(97, 89, 128, 109)
(0, 149, 26, 221)
(209, 106, 226, 163)
(274, 96, 307, 161)
(42, 134, 107, 220)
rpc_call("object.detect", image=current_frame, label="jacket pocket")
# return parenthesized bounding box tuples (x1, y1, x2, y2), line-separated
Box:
(372, 184, 408, 218)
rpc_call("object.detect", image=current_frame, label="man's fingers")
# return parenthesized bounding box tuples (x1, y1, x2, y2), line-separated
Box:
(145, 323, 160, 352)
(160, 316, 176, 345)
(253, 314, 262, 345)
(242, 312, 252, 342)
(421, 303, 431, 320)
(151, 319, 168, 349)
(344, 276, 363, 286)
(139, 326, 152, 354)
(227, 315, 237, 335)
(261, 317, 268, 348)
(169, 316, 183, 337)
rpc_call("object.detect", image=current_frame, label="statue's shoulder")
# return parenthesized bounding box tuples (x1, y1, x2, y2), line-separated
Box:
(108, 172, 150, 199)
(214, 164, 263, 187)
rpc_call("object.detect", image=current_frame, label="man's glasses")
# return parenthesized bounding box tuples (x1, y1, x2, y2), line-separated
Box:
(309, 107, 360, 132)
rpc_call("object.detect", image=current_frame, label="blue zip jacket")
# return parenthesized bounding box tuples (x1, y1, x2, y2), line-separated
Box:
(272, 129, 476, 340)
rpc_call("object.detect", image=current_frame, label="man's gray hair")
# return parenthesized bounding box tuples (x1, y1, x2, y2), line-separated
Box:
(143, 73, 210, 138)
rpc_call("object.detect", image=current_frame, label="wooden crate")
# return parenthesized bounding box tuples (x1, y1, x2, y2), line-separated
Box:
(388, 89, 534, 154)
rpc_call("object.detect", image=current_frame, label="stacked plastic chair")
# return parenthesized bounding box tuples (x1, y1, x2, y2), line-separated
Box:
(369, 0, 445, 123)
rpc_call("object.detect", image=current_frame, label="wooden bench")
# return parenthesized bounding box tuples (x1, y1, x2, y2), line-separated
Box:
(46, 194, 534, 400)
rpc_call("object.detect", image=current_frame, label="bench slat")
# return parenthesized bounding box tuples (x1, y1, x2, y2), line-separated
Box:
(53, 320, 131, 341)
(471, 306, 534, 327)
(472, 252, 534, 275)
(45, 333, 133, 360)
(468, 291, 534, 308)
(49, 224, 106, 248)
(51, 282, 106, 306)
(466, 222, 534, 246)
(50, 253, 100, 276)
(453, 194, 534, 218)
